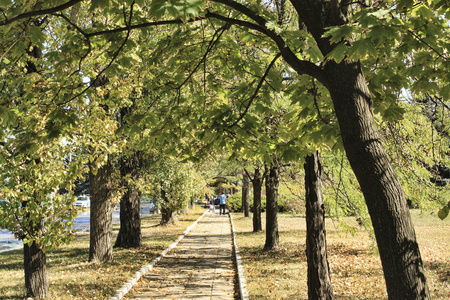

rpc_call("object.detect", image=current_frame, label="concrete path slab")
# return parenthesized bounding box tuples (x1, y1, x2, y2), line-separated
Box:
(124, 211, 235, 300)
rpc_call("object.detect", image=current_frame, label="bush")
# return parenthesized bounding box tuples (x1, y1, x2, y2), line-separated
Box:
(228, 193, 304, 214)
(228, 194, 267, 213)
(278, 194, 305, 214)
(227, 194, 242, 212)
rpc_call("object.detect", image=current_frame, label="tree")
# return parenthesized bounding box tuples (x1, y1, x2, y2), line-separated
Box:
(89, 157, 115, 263)
(0, 149, 78, 299)
(305, 151, 334, 300)
(114, 104, 151, 248)
(379, 99, 450, 212)
(245, 166, 264, 232)
(201, 1, 439, 297)
(407, 94, 450, 219)
(150, 158, 206, 225)
(242, 169, 250, 217)
(264, 159, 280, 250)
(115, 185, 142, 247)
(0, 105, 80, 299)
(114, 151, 145, 248)
(0, 16, 83, 297)
(84, 84, 124, 263)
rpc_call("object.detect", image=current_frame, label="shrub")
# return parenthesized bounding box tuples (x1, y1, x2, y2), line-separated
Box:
(228, 193, 305, 214)
(227, 194, 242, 212)
(278, 194, 305, 214)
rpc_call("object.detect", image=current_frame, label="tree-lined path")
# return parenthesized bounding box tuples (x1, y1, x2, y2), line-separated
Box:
(124, 210, 236, 300)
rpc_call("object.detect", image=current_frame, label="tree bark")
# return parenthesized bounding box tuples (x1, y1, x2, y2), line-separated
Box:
(304, 151, 334, 300)
(242, 169, 250, 217)
(251, 167, 263, 232)
(24, 242, 48, 299)
(160, 207, 177, 225)
(114, 151, 144, 248)
(89, 159, 114, 263)
(323, 60, 429, 299)
(160, 189, 178, 225)
(264, 162, 280, 250)
(114, 187, 142, 248)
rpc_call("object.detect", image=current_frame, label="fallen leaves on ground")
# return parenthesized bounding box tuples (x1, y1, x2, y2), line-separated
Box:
(233, 211, 450, 300)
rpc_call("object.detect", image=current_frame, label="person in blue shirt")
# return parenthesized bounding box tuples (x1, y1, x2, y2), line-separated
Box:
(219, 193, 227, 215)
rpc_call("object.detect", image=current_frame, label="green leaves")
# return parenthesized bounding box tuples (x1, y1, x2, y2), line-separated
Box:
(0, 140, 80, 250)
(90, 0, 110, 10)
(376, 103, 406, 122)
(0, 0, 11, 9)
(326, 44, 347, 63)
(411, 4, 435, 19)
(0, 0, 448, 251)
(0, 106, 18, 127)
(347, 39, 378, 59)
(149, 0, 205, 20)
(324, 25, 355, 43)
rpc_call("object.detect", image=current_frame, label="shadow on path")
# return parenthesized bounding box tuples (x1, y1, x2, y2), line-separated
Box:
(124, 211, 236, 300)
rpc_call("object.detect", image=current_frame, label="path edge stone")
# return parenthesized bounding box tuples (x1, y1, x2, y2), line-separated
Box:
(109, 209, 209, 300)
(229, 213, 250, 300)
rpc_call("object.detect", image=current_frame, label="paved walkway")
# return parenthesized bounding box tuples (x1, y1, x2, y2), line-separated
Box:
(124, 210, 236, 300)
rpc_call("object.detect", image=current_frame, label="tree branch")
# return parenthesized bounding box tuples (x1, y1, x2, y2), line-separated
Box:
(175, 22, 230, 99)
(243, 168, 254, 182)
(0, 0, 84, 26)
(58, 2, 135, 106)
(228, 52, 282, 129)
(310, 78, 330, 125)
(206, 11, 266, 34)
(85, 17, 207, 38)
(209, 1, 326, 84)
(407, 29, 449, 62)
(3, 0, 328, 94)
(52, 13, 91, 75)
(81, 2, 325, 83)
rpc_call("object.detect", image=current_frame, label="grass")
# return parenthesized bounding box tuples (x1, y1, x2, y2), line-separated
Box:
(2, 207, 448, 299)
(0, 207, 205, 299)
(232, 209, 450, 300)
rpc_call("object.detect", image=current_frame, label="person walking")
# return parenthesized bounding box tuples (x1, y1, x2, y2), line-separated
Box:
(205, 194, 210, 208)
(219, 193, 227, 215)
(209, 196, 215, 212)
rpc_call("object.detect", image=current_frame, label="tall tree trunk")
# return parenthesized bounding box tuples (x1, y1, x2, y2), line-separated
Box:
(24, 242, 48, 299)
(304, 151, 333, 300)
(252, 167, 263, 232)
(242, 169, 250, 217)
(286, 1, 430, 297)
(114, 187, 142, 248)
(264, 162, 280, 250)
(114, 151, 144, 248)
(89, 159, 114, 263)
(324, 60, 429, 299)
